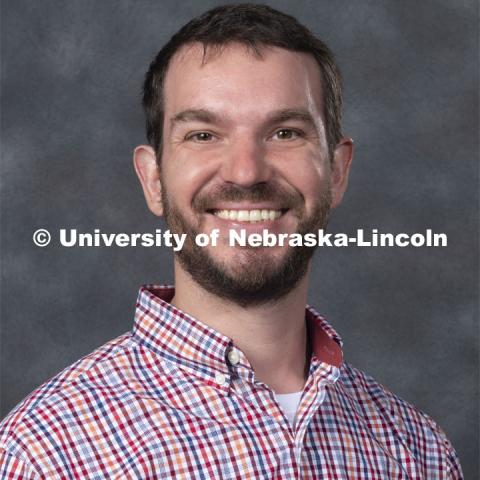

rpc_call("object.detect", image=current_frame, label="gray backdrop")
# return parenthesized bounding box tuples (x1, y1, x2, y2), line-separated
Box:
(1, 0, 478, 477)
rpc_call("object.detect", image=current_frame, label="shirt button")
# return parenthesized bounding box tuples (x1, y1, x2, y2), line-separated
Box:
(227, 348, 240, 365)
(215, 372, 227, 386)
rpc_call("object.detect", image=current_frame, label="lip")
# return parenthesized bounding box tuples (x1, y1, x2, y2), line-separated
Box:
(206, 204, 288, 212)
(205, 208, 295, 236)
(207, 207, 288, 222)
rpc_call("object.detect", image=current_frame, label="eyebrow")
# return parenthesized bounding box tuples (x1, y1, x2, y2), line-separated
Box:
(266, 108, 318, 130)
(170, 109, 221, 127)
(170, 107, 318, 130)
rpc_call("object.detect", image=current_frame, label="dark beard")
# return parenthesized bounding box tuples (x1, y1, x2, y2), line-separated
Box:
(161, 182, 331, 307)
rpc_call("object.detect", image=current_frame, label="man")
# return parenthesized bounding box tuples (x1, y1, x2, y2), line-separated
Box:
(0, 4, 463, 479)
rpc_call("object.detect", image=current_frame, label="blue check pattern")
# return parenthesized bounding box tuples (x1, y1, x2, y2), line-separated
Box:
(0, 285, 463, 478)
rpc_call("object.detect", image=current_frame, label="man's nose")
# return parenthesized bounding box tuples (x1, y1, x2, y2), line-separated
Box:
(219, 137, 273, 187)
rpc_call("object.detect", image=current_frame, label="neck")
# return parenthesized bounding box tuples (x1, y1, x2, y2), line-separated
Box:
(171, 261, 312, 393)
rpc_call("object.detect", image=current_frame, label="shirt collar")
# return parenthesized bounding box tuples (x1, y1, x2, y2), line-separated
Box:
(132, 285, 343, 383)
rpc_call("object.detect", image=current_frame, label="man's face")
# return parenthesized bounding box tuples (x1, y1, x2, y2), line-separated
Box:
(156, 43, 344, 305)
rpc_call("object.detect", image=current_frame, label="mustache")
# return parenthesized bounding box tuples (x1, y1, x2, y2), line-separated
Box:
(193, 183, 303, 212)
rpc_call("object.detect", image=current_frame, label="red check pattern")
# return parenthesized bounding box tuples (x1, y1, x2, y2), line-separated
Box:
(0, 285, 463, 479)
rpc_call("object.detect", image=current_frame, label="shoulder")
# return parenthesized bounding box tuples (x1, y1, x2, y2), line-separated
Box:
(0, 332, 139, 457)
(0, 329, 174, 477)
(337, 362, 463, 478)
(339, 362, 443, 436)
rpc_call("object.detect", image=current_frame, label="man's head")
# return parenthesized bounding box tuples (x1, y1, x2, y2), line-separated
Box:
(134, 4, 353, 306)
(142, 3, 343, 163)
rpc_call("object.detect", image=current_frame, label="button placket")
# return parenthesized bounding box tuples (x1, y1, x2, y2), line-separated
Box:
(294, 367, 340, 464)
(293, 381, 326, 467)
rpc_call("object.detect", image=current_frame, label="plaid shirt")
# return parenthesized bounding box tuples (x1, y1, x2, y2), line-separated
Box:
(0, 285, 463, 479)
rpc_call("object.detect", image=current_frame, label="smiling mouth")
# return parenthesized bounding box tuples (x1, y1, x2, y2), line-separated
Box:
(208, 208, 288, 223)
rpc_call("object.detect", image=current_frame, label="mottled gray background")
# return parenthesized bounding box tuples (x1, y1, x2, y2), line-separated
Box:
(1, 0, 478, 476)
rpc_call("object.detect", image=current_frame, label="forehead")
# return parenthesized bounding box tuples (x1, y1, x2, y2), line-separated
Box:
(163, 42, 324, 120)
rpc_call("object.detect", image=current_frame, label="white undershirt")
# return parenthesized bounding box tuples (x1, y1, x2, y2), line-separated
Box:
(274, 391, 303, 425)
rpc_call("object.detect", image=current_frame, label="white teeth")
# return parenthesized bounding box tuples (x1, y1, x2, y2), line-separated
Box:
(214, 209, 282, 222)
(249, 210, 261, 222)
(237, 210, 249, 221)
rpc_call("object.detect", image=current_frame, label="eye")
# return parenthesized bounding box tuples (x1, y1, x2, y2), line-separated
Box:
(185, 132, 216, 142)
(272, 129, 302, 141)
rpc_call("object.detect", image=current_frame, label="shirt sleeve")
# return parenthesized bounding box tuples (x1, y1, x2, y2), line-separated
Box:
(0, 448, 43, 480)
(446, 445, 464, 480)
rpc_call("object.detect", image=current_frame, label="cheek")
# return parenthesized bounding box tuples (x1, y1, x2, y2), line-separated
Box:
(161, 151, 218, 210)
(279, 155, 331, 210)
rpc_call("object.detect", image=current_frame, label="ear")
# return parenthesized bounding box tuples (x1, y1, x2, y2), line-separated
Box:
(133, 145, 163, 216)
(330, 137, 354, 209)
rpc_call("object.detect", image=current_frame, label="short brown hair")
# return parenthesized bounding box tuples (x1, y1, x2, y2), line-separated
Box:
(142, 3, 343, 161)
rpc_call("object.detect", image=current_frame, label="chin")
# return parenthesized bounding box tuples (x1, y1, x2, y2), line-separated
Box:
(213, 244, 288, 269)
